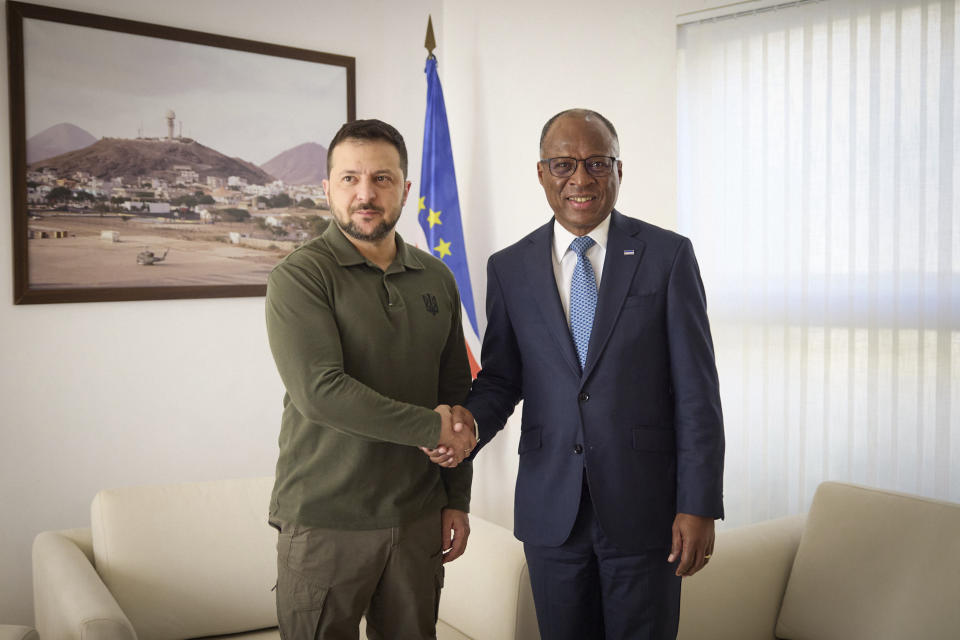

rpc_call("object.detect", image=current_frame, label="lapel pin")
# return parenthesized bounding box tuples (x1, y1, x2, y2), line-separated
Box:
(623, 249, 635, 256)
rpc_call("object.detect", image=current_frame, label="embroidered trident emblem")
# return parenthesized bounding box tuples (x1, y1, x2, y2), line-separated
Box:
(422, 293, 439, 315)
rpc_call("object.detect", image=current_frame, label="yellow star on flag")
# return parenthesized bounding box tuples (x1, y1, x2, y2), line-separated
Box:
(434, 238, 452, 259)
(418, 196, 426, 212)
(427, 209, 442, 227)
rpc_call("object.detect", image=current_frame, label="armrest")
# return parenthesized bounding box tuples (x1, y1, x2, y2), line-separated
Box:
(33, 530, 136, 640)
(677, 513, 806, 640)
(0, 626, 39, 640)
(438, 516, 539, 640)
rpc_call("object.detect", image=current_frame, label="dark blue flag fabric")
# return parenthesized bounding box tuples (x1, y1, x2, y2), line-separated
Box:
(419, 56, 480, 375)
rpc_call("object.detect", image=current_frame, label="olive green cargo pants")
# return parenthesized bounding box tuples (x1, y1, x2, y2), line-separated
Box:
(274, 511, 444, 640)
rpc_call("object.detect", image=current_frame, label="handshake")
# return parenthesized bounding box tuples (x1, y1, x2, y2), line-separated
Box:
(420, 404, 476, 468)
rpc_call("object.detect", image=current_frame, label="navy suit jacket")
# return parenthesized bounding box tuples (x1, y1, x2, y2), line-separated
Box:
(464, 210, 724, 552)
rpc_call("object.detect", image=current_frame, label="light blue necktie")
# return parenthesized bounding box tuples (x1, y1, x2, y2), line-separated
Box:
(569, 235, 597, 370)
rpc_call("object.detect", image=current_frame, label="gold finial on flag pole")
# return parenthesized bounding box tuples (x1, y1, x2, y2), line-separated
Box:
(425, 15, 437, 59)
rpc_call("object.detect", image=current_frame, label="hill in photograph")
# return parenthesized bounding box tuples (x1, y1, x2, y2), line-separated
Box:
(27, 122, 97, 164)
(261, 142, 327, 185)
(29, 137, 275, 185)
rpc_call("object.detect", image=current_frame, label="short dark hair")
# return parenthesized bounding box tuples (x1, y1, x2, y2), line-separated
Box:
(327, 119, 408, 178)
(539, 109, 619, 156)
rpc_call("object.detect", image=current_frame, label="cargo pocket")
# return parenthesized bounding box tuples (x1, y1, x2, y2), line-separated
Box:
(276, 562, 328, 640)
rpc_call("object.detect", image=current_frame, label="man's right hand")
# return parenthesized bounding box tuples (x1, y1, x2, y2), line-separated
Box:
(424, 405, 476, 467)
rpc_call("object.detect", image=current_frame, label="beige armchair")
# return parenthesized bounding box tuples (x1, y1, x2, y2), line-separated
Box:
(678, 482, 960, 640)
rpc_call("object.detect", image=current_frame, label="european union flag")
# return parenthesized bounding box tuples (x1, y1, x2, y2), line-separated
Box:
(418, 56, 478, 339)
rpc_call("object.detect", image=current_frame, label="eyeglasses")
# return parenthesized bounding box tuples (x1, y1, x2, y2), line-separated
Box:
(539, 156, 619, 178)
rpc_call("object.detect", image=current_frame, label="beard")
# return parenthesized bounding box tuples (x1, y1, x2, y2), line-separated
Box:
(332, 203, 400, 242)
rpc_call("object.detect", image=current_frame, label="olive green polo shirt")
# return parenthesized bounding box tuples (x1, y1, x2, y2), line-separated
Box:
(266, 221, 472, 530)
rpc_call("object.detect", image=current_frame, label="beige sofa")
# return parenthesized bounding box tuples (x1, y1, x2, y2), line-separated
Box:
(678, 482, 960, 640)
(33, 477, 539, 640)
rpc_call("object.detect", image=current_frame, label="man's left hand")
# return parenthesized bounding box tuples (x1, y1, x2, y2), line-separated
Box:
(441, 508, 470, 564)
(668, 513, 715, 577)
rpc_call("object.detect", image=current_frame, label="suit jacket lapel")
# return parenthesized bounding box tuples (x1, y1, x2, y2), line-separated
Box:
(523, 221, 582, 378)
(582, 210, 645, 381)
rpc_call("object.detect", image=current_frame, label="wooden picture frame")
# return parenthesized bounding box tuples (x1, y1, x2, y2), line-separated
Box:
(7, 1, 355, 304)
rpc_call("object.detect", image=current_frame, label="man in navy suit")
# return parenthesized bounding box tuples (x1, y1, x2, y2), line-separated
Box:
(427, 109, 724, 639)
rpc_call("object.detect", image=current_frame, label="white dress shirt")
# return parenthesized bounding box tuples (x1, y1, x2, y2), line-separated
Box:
(551, 214, 610, 330)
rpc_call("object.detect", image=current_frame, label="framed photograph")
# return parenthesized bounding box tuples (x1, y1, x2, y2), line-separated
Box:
(7, 1, 355, 304)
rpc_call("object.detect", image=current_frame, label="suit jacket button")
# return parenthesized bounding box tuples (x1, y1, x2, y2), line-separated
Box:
(573, 444, 584, 454)
(578, 392, 589, 402)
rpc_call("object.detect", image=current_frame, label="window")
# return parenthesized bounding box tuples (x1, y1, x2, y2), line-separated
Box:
(678, 0, 959, 524)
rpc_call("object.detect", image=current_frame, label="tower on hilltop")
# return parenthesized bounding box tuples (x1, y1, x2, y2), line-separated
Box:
(165, 109, 176, 140)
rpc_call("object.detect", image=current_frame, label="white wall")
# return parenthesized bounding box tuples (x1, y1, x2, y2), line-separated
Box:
(0, 0, 679, 626)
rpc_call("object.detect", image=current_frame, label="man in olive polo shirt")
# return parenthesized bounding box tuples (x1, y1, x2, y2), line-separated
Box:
(265, 119, 476, 639)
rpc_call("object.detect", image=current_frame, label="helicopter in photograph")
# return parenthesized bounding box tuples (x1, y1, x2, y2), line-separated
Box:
(136, 247, 169, 265)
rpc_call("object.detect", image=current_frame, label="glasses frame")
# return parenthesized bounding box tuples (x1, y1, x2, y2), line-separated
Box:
(539, 155, 620, 178)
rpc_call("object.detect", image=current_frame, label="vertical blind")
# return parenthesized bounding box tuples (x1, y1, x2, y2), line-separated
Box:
(678, 0, 959, 526)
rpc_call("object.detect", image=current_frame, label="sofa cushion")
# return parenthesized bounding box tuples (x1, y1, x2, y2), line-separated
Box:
(776, 482, 960, 640)
(677, 514, 805, 640)
(91, 477, 277, 640)
(438, 516, 538, 639)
